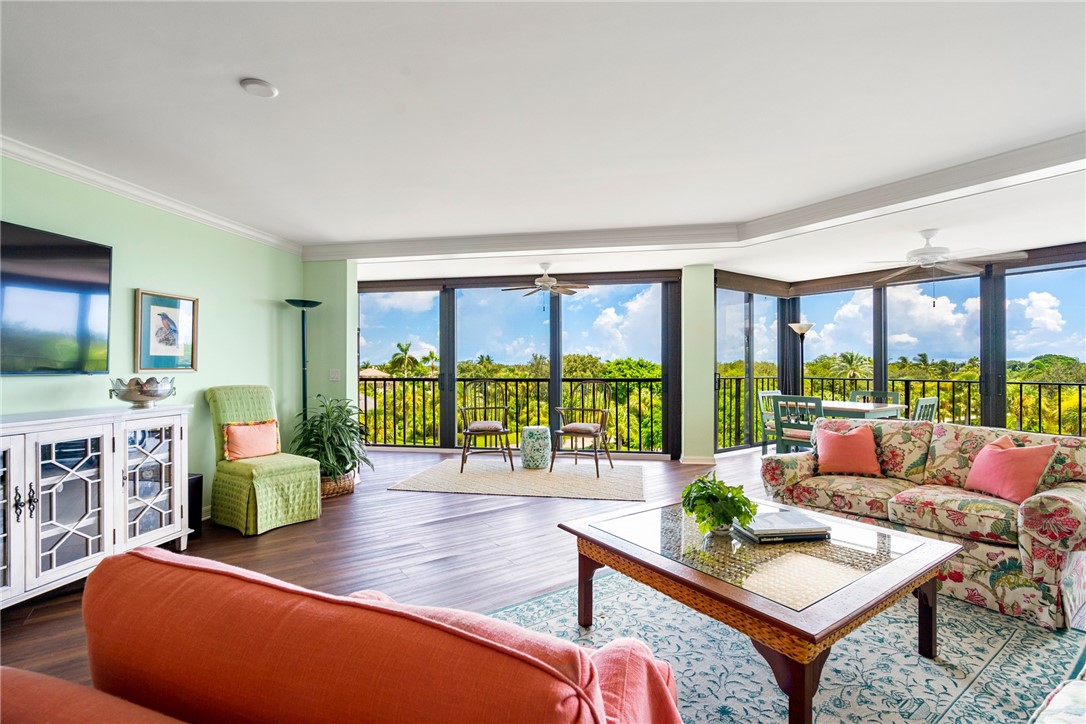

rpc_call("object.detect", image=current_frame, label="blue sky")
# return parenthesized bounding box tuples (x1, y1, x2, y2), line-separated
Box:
(360, 268, 1085, 367)
(802, 267, 1085, 363)
(359, 283, 662, 366)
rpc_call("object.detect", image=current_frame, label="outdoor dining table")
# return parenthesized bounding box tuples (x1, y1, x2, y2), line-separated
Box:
(821, 400, 907, 419)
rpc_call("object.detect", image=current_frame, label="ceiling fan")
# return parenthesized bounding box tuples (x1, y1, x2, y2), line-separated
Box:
(501, 263, 589, 296)
(871, 229, 1029, 284)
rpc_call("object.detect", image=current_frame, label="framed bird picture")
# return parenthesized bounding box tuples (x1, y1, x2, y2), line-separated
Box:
(135, 289, 198, 372)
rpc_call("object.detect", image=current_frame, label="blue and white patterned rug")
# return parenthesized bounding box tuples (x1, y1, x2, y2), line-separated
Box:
(490, 574, 1086, 723)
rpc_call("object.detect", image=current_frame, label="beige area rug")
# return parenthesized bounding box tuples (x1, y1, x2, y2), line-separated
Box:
(388, 458, 645, 501)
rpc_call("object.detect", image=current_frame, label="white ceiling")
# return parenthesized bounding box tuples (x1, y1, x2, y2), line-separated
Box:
(2, 1, 1084, 283)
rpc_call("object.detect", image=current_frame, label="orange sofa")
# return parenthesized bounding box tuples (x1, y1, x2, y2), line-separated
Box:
(4, 548, 680, 724)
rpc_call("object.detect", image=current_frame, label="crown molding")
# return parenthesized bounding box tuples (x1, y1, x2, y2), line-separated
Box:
(302, 221, 741, 262)
(1, 136, 302, 255)
(737, 132, 1086, 244)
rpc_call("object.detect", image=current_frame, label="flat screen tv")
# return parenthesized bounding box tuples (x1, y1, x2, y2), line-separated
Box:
(1, 221, 112, 375)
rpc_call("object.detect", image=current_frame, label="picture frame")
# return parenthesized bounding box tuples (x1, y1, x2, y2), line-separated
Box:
(135, 289, 198, 372)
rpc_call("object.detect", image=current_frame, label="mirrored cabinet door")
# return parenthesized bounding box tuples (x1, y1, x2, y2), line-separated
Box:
(26, 425, 113, 588)
(122, 416, 184, 547)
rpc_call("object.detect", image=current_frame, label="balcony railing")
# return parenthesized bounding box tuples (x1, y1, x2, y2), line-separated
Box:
(715, 375, 1085, 449)
(359, 376, 664, 452)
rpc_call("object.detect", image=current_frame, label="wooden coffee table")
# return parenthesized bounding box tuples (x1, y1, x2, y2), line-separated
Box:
(559, 501, 961, 724)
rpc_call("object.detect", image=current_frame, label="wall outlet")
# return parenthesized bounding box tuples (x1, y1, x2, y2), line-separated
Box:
(329, 368, 341, 381)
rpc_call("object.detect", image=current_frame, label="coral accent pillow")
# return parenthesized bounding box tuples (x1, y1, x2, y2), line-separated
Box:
(815, 425, 882, 477)
(965, 435, 1056, 504)
(223, 420, 279, 461)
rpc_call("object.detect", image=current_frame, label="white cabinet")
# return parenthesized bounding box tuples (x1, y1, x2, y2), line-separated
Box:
(0, 405, 190, 609)
(26, 424, 113, 589)
(119, 415, 186, 548)
(0, 435, 25, 600)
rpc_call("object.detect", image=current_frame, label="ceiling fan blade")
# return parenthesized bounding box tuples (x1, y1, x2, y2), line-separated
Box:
(502, 285, 537, 291)
(957, 251, 1029, 263)
(522, 288, 542, 297)
(556, 283, 589, 289)
(937, 261, 983, 275)
(874, 266, 917, 284)
(553, 286, 576, 296)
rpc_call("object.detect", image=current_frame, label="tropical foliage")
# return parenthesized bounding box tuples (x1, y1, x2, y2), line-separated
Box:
(681, 472, 758, 533)
(715, 352, 1085, 449)
(359, 348, 665, 451)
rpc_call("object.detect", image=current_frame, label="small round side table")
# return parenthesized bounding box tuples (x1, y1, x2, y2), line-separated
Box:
(520, 425, 552, 469)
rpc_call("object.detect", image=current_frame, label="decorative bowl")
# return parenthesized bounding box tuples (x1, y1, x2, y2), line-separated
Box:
(109, 377, 177, 408)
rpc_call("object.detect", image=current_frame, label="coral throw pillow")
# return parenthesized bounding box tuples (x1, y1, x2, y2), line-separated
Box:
(964, 435, 1056, 504)
(815, 425, 882, 477)
(223, 420, 280, 461)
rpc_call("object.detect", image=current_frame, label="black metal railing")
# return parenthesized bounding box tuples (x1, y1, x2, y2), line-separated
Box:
(715, 375, 1085, 449)
(359, 375, 664, 452)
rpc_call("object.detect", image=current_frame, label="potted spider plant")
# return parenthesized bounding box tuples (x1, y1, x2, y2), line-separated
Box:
(290, 395, 374, 498)
(681, 471, 758, 536)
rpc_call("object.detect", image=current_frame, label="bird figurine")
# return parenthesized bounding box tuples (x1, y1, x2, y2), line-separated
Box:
(155, 311, 179, 347)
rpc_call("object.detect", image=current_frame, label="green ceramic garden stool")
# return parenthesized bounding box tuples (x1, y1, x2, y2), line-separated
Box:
(520, 426, 551, 469)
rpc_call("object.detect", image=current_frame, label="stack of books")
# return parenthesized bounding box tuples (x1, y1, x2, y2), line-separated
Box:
(735, 510, 831, 544)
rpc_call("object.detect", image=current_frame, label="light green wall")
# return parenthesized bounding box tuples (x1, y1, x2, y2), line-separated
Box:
(302, 260, 358, 403)
(680, 264, 717, 463)
(0, 157, 305, 506)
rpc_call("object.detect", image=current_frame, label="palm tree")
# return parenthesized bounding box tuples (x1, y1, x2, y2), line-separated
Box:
(476, 354, 495, 376)
(420, 350, 439, 376)
(911, 353, 933, 379)
(830, 351, 872, 380)
(389, 342, 420, 376)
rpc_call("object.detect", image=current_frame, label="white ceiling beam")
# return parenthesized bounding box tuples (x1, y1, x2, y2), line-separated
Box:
(736, 132, 1086, 245)
(302, 221, 740, 263)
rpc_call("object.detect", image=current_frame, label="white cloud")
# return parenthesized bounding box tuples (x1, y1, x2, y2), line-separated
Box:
(574, 285, 661, 361)
(1007, 290, 1081, 356)
(504, 336, 537, 358)
(367, 291, 438, 312)
(888, 333, 918, 346)
(358, 334, 369, 348)
(405, 334, 437, 357)
(1015, 291, 1064, 333)
(884, 284, 979, 360)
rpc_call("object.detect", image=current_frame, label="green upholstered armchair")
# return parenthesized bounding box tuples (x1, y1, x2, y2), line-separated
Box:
(205, 385, 320, 536)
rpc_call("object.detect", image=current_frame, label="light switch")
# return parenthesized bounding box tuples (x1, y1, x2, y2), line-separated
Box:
(329, 368, 341, 381)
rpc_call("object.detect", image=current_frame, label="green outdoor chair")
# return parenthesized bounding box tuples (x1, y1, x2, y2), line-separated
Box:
(849, 389, 901, 405)
(757, 389, 781, 454)
(205, 385, 320, 536)
(772, 395, 823, 453)
(912, 396, 939, 422)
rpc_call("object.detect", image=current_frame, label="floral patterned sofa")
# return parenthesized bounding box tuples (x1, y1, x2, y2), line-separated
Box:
(761, 418, 1086, 629)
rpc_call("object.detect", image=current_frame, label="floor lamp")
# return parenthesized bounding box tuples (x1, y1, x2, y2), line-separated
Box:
(788, 322, 814, 395)
(286, 299, 322, 421)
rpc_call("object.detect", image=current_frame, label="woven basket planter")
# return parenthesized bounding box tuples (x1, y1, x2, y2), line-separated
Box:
(320, 473, 355, 498)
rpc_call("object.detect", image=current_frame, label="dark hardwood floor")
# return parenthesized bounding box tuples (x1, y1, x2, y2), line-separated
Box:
(0, 448, 766, 685)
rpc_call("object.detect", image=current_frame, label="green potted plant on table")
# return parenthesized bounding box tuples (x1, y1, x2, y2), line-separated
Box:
(290, 395, 374, 498)
(681, 471, 758, 536)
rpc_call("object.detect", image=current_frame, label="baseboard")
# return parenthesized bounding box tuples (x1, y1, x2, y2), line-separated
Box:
(678, 455, 717, 465)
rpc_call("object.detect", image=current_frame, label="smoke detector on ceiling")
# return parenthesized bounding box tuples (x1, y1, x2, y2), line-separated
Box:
(239, 78, 278, 98)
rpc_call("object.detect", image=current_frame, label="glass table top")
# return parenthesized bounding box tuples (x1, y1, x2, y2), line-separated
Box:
(590, 502, 922, 611)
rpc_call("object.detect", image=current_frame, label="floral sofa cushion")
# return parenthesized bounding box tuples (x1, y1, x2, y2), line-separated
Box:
(888, 485, 1020, 546)
(792, 475, 913, 520)
(813, 418, 933, 485)
(926, 422, 1086, 493)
